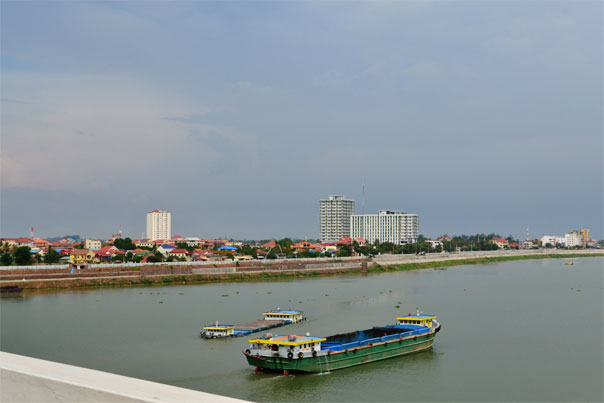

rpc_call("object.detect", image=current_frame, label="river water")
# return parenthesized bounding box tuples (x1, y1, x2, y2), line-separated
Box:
(1, 258, 602, 402)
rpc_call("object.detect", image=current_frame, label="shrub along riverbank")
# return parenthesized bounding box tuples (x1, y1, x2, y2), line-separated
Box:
(8, 252, 602, 291)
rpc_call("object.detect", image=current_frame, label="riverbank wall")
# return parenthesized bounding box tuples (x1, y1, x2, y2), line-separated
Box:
(0, 250, 600, 291)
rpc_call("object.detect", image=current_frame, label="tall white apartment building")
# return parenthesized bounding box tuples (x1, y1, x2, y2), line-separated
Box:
(320, 195, 355, 242)
(351, 210, 419, 245)
(146, 209, 171, 241)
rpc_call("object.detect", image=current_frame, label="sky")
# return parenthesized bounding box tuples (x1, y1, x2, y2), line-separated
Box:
(1, 1, 602, 241)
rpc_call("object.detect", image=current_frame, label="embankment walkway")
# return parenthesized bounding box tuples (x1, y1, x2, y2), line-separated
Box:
(0, 351, 247, 402)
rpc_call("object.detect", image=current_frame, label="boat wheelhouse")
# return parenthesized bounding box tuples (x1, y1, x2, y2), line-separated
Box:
(248, 334, 326, 360)
(396, 314, 436, 328)
(244, 313, 441, 374)
(201, 323, 235, 339)
(262, 309, 304, 323)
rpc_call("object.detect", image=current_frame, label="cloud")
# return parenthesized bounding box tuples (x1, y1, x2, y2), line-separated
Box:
(0, 72, 257, 192)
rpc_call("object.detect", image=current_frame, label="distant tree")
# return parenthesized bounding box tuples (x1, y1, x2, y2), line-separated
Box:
(545, 243, 554, 249)
(417, 234, 427, 243)
(277, 238, 293, 249)
(176, 242, 194, 252)
(111, 254, 124, 262)
(147, 252, 164, 263)
(113, 238, 135, 251)
(43, 247, 61, 264)
(336, 245, 351, 257)
(1, 253, 13, 266)
(238, 245, 257, 257)
(125, 252, 134, 262)
(14, 246, 33, 265)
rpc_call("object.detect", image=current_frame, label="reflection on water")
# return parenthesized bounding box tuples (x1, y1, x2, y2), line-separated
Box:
(1, 258, 602, 402)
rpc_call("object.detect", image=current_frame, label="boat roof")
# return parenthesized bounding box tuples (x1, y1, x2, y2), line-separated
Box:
(262, 309, 303, 315)
(397, 314, 437, 320)
(249, 335, 325, 346)
(203, 325, 234, 330)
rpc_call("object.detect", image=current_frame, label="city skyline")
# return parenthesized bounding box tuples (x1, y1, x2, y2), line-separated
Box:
(1, 2, 602, 240)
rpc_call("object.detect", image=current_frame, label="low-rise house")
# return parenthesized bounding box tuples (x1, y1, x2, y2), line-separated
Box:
(167, 248, 189, 260)
(540, 235, 565, 247)
(96, 246, 120, 261)
(291, 241, 322, 253)
(84, 239, 102, 249)
(490, 238, 509, 249)
(135, 240, 154, 248)
(70, 249, 97, 265)
(183, 238, 202, 247)
(336, 236, 354, 246)
(157, 245, 175, 255)
(320, 243, 338, 253)
(15, 237, 34, 247)
(262, 240, 277, 249)
(427, 240, 443, 249)
(0, 238, 19, 248)
(33, 238, 50, 248)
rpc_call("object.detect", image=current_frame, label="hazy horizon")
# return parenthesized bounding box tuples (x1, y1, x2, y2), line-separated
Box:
(2, 2, 602, 240)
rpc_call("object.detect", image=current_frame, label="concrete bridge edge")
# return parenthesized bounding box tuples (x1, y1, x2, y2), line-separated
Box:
(0, 351, 249, 403)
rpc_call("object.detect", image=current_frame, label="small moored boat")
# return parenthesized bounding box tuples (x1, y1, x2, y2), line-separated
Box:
(243, 311, 441, 374)
(0, 285, 23, 295)
(201, 308, 305, 339)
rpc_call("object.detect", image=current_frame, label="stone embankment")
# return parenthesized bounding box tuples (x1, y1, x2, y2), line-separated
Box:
(0, 258, 369, 290)
(0, 250, 600, 291)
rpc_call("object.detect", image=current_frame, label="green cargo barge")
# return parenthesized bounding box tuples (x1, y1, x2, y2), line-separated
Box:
(243, 313, 441, 374)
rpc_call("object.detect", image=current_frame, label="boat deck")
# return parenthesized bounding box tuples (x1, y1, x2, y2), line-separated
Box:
(232, 320, 288, 336)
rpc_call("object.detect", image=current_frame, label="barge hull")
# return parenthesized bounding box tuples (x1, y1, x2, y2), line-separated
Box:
(245, 332, 435, 373)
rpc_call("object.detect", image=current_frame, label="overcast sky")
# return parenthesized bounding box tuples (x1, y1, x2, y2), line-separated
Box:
(1, 1, 602, 240)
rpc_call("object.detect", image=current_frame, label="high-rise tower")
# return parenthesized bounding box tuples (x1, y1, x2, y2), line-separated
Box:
(146, 209, 171, 241)
(320, 195, 355, 243)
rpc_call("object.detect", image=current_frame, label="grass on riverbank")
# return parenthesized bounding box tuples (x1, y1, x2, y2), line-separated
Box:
(370, 253, 602, 273)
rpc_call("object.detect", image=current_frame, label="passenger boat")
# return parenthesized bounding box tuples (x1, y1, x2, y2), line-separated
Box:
(201, 309, 305, 339)
(565, 261, 574, 266)
(243, 312, 441, 374)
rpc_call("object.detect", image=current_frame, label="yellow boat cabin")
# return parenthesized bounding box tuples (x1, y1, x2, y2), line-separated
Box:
(201, 322, 235, 338)
(262, 309, 305, 323)
(248, 334, 326, 358)
(396, 314, 437, 328)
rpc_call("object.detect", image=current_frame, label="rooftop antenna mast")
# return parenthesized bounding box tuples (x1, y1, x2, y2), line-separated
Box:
(362, 179, 366, 215)
(526, 226, 530, 241)
(30, 226, 34, 241)
(119, 225, 123, 238)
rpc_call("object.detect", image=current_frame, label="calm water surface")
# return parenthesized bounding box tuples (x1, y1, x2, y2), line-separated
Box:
(1, 258, 603, 402)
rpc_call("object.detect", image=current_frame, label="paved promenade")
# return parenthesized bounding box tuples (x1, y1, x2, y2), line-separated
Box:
(1, 351, 248, 402)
